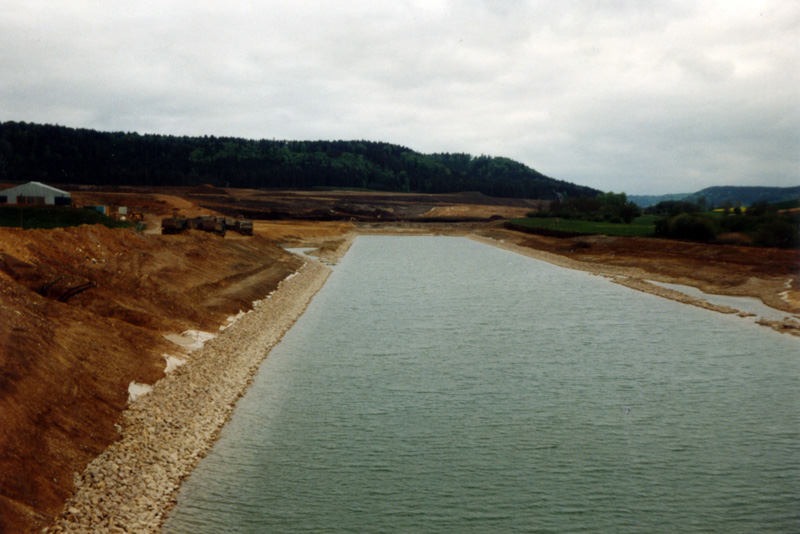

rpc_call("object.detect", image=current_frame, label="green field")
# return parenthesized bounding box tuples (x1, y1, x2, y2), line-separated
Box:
(507, 215, 658, 238)
(0, 206, 136, 230)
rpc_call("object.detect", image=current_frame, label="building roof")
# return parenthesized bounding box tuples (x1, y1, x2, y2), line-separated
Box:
(0, 181, 71, 196)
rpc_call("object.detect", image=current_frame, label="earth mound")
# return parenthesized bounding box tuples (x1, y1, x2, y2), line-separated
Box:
(0, 225, 301, 534)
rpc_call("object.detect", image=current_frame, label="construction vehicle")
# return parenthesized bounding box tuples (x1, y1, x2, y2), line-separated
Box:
(234, 218, 253, 235)
(161, 216, 189, 234)
(223, 216, 253, 235)
(161, 215, 249, 237)
(190, 216, 226, 236)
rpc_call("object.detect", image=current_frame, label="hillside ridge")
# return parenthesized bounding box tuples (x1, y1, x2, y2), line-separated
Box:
(0, 121, 599, 200)
(631, 185, 800, 208)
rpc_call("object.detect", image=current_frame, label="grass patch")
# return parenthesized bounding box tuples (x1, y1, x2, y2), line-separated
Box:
(508, 215, 657, 238)
(0, 206, 136, 230)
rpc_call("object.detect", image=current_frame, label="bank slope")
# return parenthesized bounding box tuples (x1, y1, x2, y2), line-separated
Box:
(0, 225, 301, 534)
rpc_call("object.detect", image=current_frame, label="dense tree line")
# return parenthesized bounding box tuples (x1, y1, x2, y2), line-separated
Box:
(527, 192, 642, 223)
(0, 121, 600, 200)
(644, 199, 708, 216)
(652, 200, 800, 248)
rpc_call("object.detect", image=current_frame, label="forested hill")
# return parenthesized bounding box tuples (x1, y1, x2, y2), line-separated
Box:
(0, 121, 600, 199)
(631, 185, 800, 208)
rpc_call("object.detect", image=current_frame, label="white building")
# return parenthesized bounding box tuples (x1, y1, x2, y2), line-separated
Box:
(0, 182, 72, 206)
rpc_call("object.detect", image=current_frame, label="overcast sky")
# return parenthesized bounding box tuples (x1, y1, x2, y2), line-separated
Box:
(2, 1, 798, 194)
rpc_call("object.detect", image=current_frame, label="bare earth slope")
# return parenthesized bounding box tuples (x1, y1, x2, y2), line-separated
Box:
(0, 226, 300, 534)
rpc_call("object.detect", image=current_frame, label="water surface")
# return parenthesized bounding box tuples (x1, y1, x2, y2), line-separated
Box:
(165, 236, 799, 533)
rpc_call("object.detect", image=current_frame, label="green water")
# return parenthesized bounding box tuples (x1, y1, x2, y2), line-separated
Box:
(164, 236, 800, 533)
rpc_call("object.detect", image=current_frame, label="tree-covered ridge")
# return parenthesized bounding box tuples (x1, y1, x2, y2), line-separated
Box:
(0, 121, 600, 199)
(630, 185, 800, 209)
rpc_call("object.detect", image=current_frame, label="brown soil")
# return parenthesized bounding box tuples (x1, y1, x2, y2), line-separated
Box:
(0, 225, 300, 534)
(422, 205, 531, 219)
(70, 186, 545, 224)
(252, 220, 355, 241)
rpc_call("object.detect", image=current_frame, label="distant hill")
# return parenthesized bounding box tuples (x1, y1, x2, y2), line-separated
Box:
(628, 193, 693, 208)
(631, 185, 800, 208)
(0, 121, 600, 200)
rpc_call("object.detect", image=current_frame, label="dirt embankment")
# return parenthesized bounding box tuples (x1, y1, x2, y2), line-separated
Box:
(0, 225, 301, 534)
(474, 226, 800, 324)
(45, 260, 334, 534)
(70, 186, 544, 225)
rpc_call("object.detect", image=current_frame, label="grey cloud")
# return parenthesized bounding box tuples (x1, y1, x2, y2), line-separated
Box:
(1, 0, 797, 194)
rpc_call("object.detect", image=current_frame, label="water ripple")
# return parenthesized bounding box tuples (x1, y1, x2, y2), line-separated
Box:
(165, 236, 800, 534)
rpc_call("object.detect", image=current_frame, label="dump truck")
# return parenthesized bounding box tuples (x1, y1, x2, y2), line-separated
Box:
(224, 216, 253, 235)
(234, 218, 254, 236)
(161, 217, 189, 234)
(191, 216, 226, 236)
(162, 215, 226, 236)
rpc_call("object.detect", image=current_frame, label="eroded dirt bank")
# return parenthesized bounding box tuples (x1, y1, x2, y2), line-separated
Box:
(0, 226, 301, 534)
(44, 260, 333, 533)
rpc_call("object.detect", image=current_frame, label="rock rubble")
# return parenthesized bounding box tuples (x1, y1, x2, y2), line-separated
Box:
(44, 260, 331, 533)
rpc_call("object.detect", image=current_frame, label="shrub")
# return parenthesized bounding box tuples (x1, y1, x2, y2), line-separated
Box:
(654, 216, 670, 238)
(719, 214, 754, 233)
(755, 218, 800, 248)
(645, 200, 704, 216)
(665, 213, 717, 242)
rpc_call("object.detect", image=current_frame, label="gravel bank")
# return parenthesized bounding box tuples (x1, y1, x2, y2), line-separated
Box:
(44, 260, 331, 534)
